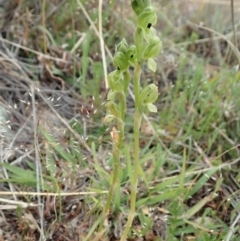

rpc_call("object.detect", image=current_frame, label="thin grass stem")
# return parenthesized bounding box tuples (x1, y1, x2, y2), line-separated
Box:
(41, 0, 47, 54)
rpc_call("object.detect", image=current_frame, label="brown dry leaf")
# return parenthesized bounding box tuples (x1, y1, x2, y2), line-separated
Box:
(164, 123, 179, 138)
(19, 213, 40, 232)
(141, 121, 154, 136)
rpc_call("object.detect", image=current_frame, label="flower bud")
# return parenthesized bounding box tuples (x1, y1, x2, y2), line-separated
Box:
(131, 0, 151, 16)
(115, 38, 128, 53)
(137, 6, 157, 30)
(143, 36, 162, 59)
(131, 0, 141, 15)
(140, 83, 158, 106)
(113, 51, 129, 71)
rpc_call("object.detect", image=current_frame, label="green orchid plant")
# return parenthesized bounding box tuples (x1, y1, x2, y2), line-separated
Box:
(99, 0, 162, 239)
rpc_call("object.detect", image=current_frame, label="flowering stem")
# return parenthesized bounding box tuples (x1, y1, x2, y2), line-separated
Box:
(120, 62, 142, 241)
(102, 2, 161, 239)
(98, 93, 126, 233)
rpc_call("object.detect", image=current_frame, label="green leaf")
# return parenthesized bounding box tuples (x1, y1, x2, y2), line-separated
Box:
(137, 188, 185, 207)
(138, 161, 149, 190)
(187, 167, 219, 197)
(150, 175, 180, 194)
(0, 163, 36, 186)
(147, 58, 157, 72)
(182, 193, 216, 219)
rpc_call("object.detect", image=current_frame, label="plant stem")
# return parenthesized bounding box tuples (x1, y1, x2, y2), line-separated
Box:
(41, 0, 47, 54)
(98, 144, 120, 231)
(98, 94, 126, 233)
(120, 62, 142, 241)
(133, 63, 142, 109)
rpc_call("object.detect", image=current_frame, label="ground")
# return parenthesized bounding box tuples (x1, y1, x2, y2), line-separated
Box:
(0, 1, 240, 241)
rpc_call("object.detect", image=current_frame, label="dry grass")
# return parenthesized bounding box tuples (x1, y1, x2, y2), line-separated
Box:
(0, 0, 240, 240)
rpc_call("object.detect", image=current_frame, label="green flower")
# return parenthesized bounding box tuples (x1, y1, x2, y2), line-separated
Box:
(140, 83, 158, 106)
(126, 45, 137, 66)
(143, 26, 157, 40)
(108, 70, 122, 91)
(137, 6, 157, 30)
(113, 52, 129, 71)
(108, 68, 131, 93)
(143, 36, 162, 59)
(113, 41, 138, 71)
